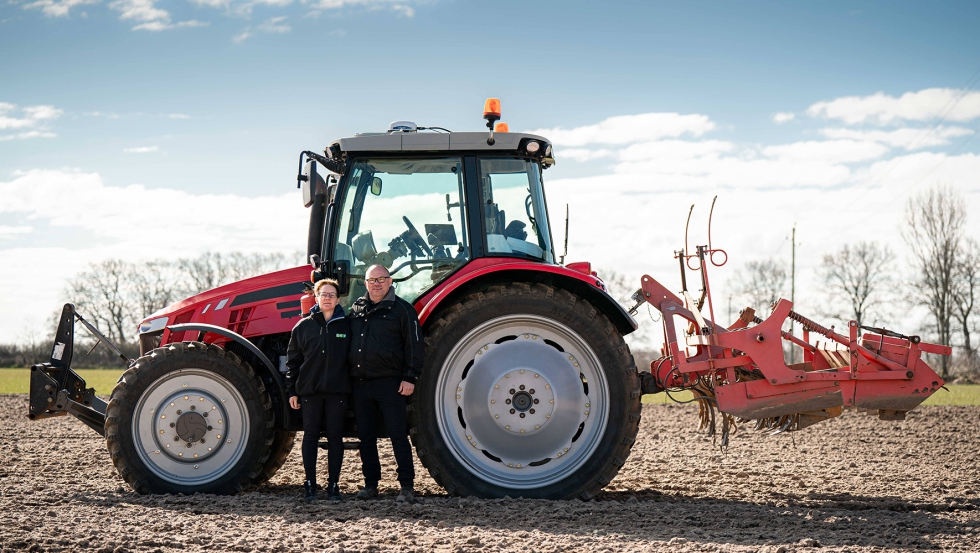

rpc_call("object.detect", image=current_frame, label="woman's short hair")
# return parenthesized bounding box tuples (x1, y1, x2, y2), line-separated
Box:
(313, 278, 340, 296)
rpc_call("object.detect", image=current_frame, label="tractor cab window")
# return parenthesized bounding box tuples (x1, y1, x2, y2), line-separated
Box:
(479, 158, 554, 263)
(333, 157, 469, 306)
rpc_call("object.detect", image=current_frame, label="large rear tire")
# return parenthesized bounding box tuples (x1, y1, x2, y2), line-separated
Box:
(105, 342, 276, 494)
(409, 282, 641, 499)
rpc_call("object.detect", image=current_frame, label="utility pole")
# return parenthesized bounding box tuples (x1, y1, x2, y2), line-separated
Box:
(789, 224, 796, 364)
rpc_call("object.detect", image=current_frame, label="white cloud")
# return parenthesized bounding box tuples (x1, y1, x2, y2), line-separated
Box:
(123, 146, 159, 153)
(818, 126, 974, 150)
(0, 226, 32, 240)
(0, 131, 58, 141)
(806, 88, 980, 125)
(84, 111, 121, 118)
(0, 103, 63, 130)
(305, 0, 418, 17)
(0, 102, 62, 140)
(762, 139, 889, 164)
(167, 113, 190, 119)
(390, 3, 413, 16)
(23, 0, 99, 18)
(557, 148, 615, 163)
(773, 112, 795, 124)
(233, 29, 252, 43)
(528, 112, 716, 147)
(108, 0, 208, 30)
(0, 170, 309, 339)
(257, 15, 290, 33)
(109, 0, 167, 22)
(132, 19, 208, 31)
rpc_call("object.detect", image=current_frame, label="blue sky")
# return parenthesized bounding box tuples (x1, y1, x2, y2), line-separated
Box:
(2, 0, 980, 342)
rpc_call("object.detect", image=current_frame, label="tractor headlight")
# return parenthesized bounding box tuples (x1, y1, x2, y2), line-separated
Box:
(139, 316, 168, 334)
(525, 141, 541, 154)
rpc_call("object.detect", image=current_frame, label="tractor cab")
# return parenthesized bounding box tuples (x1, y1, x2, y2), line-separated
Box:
(299, 108, 557, 307)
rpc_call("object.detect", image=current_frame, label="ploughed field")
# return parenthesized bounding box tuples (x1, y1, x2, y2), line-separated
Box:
(2, 394, 978, 553)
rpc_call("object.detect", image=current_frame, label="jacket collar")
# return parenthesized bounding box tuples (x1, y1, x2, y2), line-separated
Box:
(353, 288, 396, 316)
(309, 303, 346, 325)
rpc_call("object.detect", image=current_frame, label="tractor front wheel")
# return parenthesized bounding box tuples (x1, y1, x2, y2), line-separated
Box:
(105, 342, 275, 494)
(410, 282, 641, 499)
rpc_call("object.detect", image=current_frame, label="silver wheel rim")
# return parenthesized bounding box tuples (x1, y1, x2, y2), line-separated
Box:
(132, 369, 250, 486)
(435, 314, 609, 489)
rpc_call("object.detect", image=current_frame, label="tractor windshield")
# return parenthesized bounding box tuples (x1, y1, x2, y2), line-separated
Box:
(333, 157, 470, 305)
(479, 158, 554, 263)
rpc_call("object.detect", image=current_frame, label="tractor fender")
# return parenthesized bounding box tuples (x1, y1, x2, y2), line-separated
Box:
(417, 263, 638, 336)
(167, 323, 291, 424)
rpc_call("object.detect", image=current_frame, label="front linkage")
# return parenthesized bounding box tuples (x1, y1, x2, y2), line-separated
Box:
(27, 303, 129, 435)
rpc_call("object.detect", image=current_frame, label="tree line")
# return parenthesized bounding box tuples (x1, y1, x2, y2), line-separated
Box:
(4, 185, 977, 381)
(726, 185, 978, 381)
(1, 251, 303, 368)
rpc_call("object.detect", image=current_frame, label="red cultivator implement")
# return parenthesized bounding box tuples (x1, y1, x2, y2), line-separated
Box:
(634, 203, 951, 443)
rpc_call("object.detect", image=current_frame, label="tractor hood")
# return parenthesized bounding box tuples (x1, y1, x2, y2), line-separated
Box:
(136, 265, 313, 353)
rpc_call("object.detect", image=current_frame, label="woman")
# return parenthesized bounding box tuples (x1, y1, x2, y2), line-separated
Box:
(285, 278, 351, 501)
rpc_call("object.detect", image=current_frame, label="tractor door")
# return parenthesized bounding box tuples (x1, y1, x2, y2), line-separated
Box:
(331, 157, 471, 307)
(478, 157, 555, 263)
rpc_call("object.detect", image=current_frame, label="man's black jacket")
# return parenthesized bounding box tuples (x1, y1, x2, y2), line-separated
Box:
(285, 304, 351, 397)
(348, 288, 424, 384)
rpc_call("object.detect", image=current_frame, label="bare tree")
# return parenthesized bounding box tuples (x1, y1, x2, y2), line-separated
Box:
(69, 259, 133, 344)
(902, 184, 966, 379)
(819, 241, 895, 329)
(729, 258, 788, 316)
(952, 237, 980, 372)
(178, 252, 227, 294)
(129, 260, 183, 320)
(177, 251, 305, 295)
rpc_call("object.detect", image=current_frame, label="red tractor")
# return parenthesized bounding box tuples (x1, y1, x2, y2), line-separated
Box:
(30, 101, 643, 499)
(28, 100, 950, 499)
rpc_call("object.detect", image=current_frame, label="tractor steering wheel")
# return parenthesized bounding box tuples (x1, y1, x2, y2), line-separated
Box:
(402, 216, 433, 257)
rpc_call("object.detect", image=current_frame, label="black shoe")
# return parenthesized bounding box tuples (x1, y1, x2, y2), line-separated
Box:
(354, 486, 379, 500)
(303, 480, 317, 502)
(396, 486, 415, 505)
(326, 482, 342, 501)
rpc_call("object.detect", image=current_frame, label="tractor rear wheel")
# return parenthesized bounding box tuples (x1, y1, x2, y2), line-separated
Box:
(409, 282, 641, 499)
(105, 342, 275, 494)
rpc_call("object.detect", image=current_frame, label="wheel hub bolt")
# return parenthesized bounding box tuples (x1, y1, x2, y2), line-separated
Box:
(519, 413, 525, 418)
(200, 439, 205, 444)
(190, 405, 196, 411)
(533, 399, 539, 404)
(203, 412, 208, 418)
(529, 389, 535, 394)
(170, 422, 175, 428)
(505, 399, 511, 404)
(173, 436, 180, 441)
(176, 410, 182, 415)
(510, 408, 516, 414)
(529, 409, 535, 414)
(519, 385, 525, 391)
(509, 389, 515, 395)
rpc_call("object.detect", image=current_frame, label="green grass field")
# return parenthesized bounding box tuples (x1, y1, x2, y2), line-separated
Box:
(2, 368, 123, 395)
(3, 368, 978, 405)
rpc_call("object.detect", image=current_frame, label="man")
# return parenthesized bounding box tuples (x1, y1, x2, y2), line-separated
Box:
(348, 264, 424, 504)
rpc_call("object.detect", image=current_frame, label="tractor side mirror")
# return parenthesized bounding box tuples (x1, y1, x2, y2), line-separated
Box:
(301, 160, 327, 208)
(370, 177, 383, 196)
(332, 259, 350, 295)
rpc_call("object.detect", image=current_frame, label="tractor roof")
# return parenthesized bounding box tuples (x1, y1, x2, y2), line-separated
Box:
(329, 131, 552, 155)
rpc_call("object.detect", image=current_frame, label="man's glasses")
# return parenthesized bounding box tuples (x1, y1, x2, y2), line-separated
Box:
(365, 277, 390, 284)
(317, 293, 338, 299)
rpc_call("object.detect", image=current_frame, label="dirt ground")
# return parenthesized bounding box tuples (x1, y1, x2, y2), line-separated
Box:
(2, 395, 978, 553)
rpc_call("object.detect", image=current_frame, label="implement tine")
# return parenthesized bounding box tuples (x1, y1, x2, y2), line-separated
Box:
(769, 415, 796, 435)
